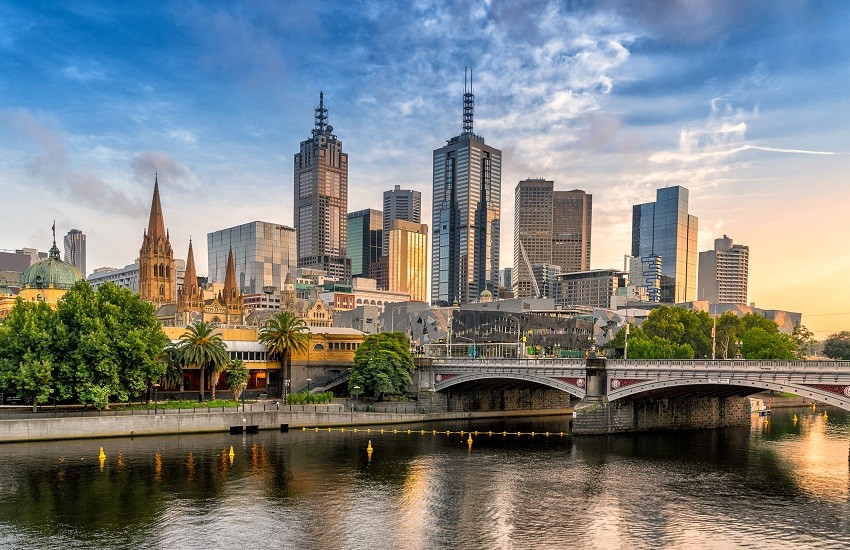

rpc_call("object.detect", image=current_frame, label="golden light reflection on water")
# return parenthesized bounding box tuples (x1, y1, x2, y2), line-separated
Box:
(786, 412, 848, 502)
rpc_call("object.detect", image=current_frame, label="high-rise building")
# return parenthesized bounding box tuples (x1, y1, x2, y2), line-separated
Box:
(138, 175, 175, 305)
(387, 219, 428, 302)
(698, 235, 749, 305)
(382, 185, 421, 255)
(208, 221, 297, 295)
(631, 186, 698, 303)
(500, 267, 513, 293)
(347, 209, 383, 279)
(513, 179, 592, 298)
(431, 70, 501, 305)
(294, 92, 351, 280)
(87, 263, 139, 292)
(63, 229, 86, 277)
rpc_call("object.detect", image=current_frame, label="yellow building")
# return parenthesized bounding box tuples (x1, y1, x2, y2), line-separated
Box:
(163, 325, 365, 398)
(387, 219, 428, 302)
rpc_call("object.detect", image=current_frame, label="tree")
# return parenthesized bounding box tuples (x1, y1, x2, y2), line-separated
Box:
(226, 359, 249, 401)
(823, 331, 850, 360)
(161, 342, 183, 391)
(0, 299, 57, 411)
(715, 313, 743, 359)
(792, 324, 816, 359)
(641, 306, 712, 358)
(741, 327, 797, 360)
(177, 321, 229, 402)
(259, 311, 309, 395)
(348, 332, 414, 398)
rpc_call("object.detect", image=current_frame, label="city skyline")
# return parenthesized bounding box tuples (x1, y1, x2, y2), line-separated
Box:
(1, 2, 849, 335)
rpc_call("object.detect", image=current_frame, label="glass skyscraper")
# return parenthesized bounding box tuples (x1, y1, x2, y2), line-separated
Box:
(347, 209, 383, 279)
(63, 228, 86, 277)
(631, 186, 698, 303)
(207, 221, 297, 294)
(431, 71, 501, 305)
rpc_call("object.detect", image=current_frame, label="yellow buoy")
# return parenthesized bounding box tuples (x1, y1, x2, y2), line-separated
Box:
(353, 428, 358, 432)
(824, 411, 828, 421)
(367, 440, 373, 451)
(793, 414, 798, 424)
(315, 427, 319, 432)
(367, 428, 371, 433)
(432, 430, 437, 435)
(406, 429, 411, 434)
(302, 427, 306, 431)
(531, 432, 535, 437)
(467, 434, 473, 449)
(99, 447, 106, 459)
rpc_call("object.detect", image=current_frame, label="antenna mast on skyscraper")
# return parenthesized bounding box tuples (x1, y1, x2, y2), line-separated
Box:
(313, 91, 329, 136)
(463, 66, 474, 135)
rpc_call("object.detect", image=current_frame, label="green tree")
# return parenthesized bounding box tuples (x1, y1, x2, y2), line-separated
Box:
(792, 324, 816, 359)
(259, 311, 309, 394)
(161, 342, 183, 391)
(177, 321, 229, 402)
(348, 332, 414, 398)
(741, 327, 797, 360)
(715, 313, 743, 359)
(0, 299, 57, 411)
(226, 359, 249, 401)
(642, 306, 712, 358)
(742, 312, 779, 333)
(823, 331, 850, 360)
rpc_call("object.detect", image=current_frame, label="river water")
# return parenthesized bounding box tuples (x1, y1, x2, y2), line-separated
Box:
(0, 407, 847, 549)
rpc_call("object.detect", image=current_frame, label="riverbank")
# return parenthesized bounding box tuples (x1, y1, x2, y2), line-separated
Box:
(0, 406, 574, 443)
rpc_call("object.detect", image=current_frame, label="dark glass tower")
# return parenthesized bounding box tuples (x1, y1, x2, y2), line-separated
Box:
(347, 209, 383, 279)
(631, 186, 698, 303)
(294, 92, 351, 280)
(431, 69, 502, 305)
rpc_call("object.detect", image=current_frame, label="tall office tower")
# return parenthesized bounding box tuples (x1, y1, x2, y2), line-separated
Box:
(387, 219, 428, 302)
(382, 185, 422, 255)
(63, 229, 86, 277)
(513, 179, 592, 298)
(347, 209, 383, 279)
(698, 235, 749, 305)
(631, 185, 698, 303)
(431, 69, 502, 305)
(294, 92, 351, 280)
(500, 267, 513, 293)
(138, 175, 175, 305)
(552, 189, 591, 273)
(208, 221, 297, 295)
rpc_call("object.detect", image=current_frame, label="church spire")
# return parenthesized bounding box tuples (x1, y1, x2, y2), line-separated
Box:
(184, 238, 197, 292)
(147, 173, 166, 238)
(224, 247, 237, 297)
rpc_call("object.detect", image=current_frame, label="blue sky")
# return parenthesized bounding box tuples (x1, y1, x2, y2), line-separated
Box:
(1, 1, 849, 337)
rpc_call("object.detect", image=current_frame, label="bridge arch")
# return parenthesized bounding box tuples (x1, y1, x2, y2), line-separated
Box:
(435, 372, 586, 399)
(608, 378, 850, 412)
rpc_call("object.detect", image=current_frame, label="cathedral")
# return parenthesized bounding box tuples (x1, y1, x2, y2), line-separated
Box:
(138, 176, 244, 326)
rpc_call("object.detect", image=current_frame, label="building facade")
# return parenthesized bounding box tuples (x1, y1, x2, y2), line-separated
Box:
(382, 185, 421, 255)
(347, 209, 383, 279)
(631, 186, 698, 303)
(138, 175, 176, 305)
(87, 263, 139, 292)
(63, 229, 86, 277)
(387, 219, 428, 302)
(556, 269, 627, 309)
(294, 92, 351, 280)
(698, 235, 749, 305)
(207, 221, 297, 295)
(513, 179, 592, 297)
(431, 75, 501, 305)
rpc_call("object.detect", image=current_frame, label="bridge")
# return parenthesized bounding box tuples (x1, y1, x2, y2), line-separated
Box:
(418, 357, 850, 433)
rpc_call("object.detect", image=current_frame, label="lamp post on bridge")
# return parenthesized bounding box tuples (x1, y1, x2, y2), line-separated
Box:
(454, 335, 477, 358)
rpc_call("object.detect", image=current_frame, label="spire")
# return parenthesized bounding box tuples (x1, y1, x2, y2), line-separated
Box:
(224, 247, 237, 297)
(312, 91, 329, 136)
(463, 66, 474, 135)
(146, 173, 166, 238)
(183, 238, 197, 292)
(49, 221, 61, 260)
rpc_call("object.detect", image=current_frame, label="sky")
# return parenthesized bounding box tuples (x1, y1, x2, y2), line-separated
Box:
(1, 0, 849, 338)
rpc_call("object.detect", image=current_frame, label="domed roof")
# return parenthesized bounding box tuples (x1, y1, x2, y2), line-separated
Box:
(479, 289, 493, 298)
(21, 242, 83, 291)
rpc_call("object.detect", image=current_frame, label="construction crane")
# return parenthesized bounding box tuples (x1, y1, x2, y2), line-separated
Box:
(518, 239, 542, 298)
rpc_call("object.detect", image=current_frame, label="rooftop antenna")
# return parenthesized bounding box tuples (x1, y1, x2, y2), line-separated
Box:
(463, 66, 474, 135)
(313, 91, 328, 136)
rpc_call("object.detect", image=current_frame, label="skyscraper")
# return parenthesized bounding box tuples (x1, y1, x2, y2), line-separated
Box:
(631, 186, 698, 303)
(513, 179, 592, 298)
(63, 229, 86, 277)
(208, 221, 297, 294)
(431, 70, 501, 305)
(294, 92, 351, 280)
(347, 209, 383, 279)
(382, 185, 421, 255)
(698, 235, 749, 305)
(387, 219, 428, 302)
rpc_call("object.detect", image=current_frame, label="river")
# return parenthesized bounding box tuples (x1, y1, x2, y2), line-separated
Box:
(0, 406, 847, 549)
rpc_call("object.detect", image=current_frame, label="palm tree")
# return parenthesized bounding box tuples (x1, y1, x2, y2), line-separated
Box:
(259, 311, 309, 398)
(178, 321, 229, 402)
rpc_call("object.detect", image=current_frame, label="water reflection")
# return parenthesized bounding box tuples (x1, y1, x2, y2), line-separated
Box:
(0, 408, 846, 548)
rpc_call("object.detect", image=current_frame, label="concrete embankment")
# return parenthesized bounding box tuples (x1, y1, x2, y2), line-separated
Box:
(0, 407, 573, 443)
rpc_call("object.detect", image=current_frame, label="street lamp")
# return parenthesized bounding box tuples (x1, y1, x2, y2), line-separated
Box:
(353, 385, 361, 410)
(305, 378, 312, 392)
(428, 386, 436, 412)
(153, 382, 160, 414)
(454, 335, 477, 358)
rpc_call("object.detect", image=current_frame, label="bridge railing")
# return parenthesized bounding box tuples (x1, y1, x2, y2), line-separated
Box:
(607, 359, 850, 370)
(429, 357, 586, 368)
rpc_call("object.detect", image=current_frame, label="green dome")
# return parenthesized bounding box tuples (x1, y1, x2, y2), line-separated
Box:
(21, 243, 83, 290)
